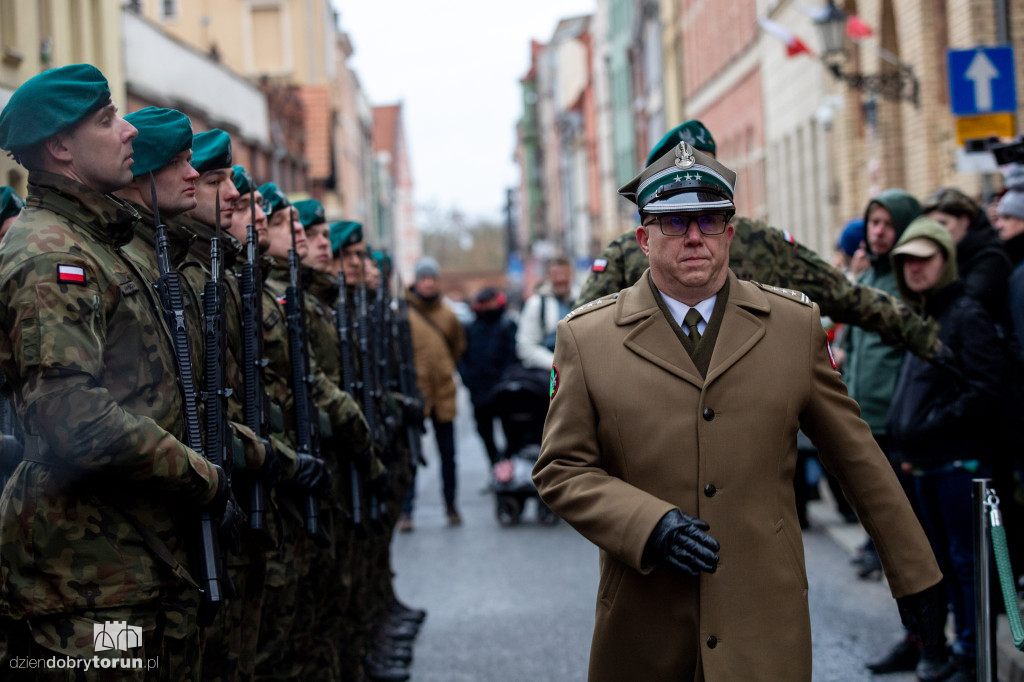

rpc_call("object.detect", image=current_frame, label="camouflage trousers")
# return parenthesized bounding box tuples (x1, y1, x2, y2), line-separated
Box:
(254, 501, 312, 681)
(4, 601, 201, 681)
(200, 552, 267, 682)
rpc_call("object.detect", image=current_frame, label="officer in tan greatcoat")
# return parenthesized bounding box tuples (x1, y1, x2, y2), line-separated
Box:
(533, 142, 947, 681)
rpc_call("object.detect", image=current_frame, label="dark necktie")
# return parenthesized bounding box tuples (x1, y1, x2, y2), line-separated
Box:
(684, 308, 703, 344)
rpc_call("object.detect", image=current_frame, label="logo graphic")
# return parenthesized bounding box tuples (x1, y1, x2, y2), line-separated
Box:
(674, 142, 695, 169)
(93, 621, 142, 652)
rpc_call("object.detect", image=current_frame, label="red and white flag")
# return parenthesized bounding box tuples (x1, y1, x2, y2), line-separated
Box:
(57, 264, 86, 284)
(758, 17, 813, 57)
(846, 14, 873, 40)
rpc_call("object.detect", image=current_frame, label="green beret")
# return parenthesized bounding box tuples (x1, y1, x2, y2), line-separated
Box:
(123, 107, 193, 177)
(191, 129, 232, 174)
(0, 64, 112, 154)
(294, 199, 326, 228)
(329, 221, 362, 255)
(371, 248, 391, 274)
(646, 120, 716, 167)
(259, 182, 290, 217)
(620, 141, 736, 215)
(0, 186, 24, 222)
(232, 165, 255, 195)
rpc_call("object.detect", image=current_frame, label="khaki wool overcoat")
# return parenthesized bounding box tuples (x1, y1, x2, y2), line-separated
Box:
(533, 270, 942, 682)
(406, 288, 465, 423)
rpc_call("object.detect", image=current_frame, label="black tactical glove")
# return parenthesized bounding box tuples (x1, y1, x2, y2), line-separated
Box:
(291, 454, 332, 499)
(896, 582, 949, 660)
(642, 509, 720, 577)
(207, 464, 247, 555)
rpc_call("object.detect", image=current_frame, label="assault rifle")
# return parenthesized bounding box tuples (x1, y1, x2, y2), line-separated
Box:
(335, 268, 366, 536)
(394, 279, 427, 467)
(284, 210, 329, 547)
(239, 194, 273, 547)
(150, 174, 226, 626)
(357, 267, 385, 533)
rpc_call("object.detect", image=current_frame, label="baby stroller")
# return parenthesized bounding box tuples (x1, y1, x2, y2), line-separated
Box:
(487, 364, 557, 526)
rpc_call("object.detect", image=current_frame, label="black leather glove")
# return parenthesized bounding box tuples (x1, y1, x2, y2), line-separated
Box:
(256, 439, 281, 488)
(291, 454, 332, 499)
(206, 464, 247, 555)
(896, 582, 948, 653)
(642, 509, 720, 577)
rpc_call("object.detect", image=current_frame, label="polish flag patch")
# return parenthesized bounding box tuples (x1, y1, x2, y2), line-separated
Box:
(57, 264, 86, 284)
(591, 258, 608, 273)
(826, 340, 837, 370)
(782, 230, 795, 245)
(277, 296, 287, 306)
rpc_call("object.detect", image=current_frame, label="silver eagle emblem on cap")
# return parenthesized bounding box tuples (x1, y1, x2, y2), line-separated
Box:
(674, 142, 695, 169)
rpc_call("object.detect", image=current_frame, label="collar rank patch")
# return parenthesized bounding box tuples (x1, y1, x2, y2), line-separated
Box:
(57, 264, 86, 284)
(591, 258, 608, 273)
(549, 365, 559, 400)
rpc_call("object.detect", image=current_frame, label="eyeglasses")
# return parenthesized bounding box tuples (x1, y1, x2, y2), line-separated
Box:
(643, 213, 731, 237)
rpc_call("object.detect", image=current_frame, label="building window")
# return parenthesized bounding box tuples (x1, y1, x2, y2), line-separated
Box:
(162, 0, 177, 20)
(126, 0, 142, 12)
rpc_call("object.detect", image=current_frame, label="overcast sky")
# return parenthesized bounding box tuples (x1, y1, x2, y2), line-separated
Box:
(334, 1, 597, 224)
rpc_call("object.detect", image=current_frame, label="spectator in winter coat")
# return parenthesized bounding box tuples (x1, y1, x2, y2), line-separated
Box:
(516, 256, 576, 369)
(458, 288, 518, 465)
(921, 186, 1011, 318)
(887, 217, 1008, 680)
(997, 168, 1024, 357)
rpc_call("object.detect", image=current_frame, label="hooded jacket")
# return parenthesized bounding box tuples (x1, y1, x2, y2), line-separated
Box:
(842, 189, 921, 432)
(886, 218, 1007, 468)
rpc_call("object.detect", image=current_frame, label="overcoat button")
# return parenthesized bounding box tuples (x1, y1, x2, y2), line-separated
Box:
(704, 484, 717, 497)
(707, 635, 718, 648)
(703, 408, 715, 421)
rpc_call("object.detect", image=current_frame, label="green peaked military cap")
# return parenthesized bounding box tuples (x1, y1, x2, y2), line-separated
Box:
(259, 182, 290, 216)
(371, 248, 391, 274)
(232, 165, 255, 195)
(329, 221, 362, 255)
(191, 129, 233, 174)
(620, 141, 737, 215)
(0, 64, 112, 153)
(0, 186, 24, 222)
(294, 199, 326, 228)
(123, 107, 193, 177)
(646, 119, 716, 167)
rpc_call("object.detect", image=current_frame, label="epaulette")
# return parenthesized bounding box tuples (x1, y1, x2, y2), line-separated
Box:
(753, 282, 811, 306)
(563, 293, 618, 322)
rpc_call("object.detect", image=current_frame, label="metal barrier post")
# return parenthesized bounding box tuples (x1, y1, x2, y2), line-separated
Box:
(974, 478, 993, 682)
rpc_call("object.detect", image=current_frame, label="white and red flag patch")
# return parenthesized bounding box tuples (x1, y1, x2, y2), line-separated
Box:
(57, 265, 86, 284)
(826, 340, 837, 370)
(591, 258, 608, 273)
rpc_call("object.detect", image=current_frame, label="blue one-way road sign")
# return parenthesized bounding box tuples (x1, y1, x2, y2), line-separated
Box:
(948, 46, 1017, 116)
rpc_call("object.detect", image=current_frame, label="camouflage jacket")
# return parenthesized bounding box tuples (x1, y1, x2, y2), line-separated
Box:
(574, 216, 942, 359)
(0, 172, 217, 621)
(264, 262, 370, 456)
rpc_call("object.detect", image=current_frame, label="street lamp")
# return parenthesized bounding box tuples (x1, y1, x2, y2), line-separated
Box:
(813, 0, 920, 107)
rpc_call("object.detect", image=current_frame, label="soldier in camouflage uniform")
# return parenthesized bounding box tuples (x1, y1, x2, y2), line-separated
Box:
(575, 120, 942, 361)
(0, 186, 25, 242)
(258, 184, 373, 681)
(0, 65, 226, 680)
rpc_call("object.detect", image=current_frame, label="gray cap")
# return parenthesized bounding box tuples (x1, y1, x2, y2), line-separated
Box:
(998, 190, 1024, 220)
(1003, 163, 1024, 191)
(414, 256, 440, 281)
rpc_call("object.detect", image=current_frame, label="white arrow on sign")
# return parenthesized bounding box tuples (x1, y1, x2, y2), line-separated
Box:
(965, 49, 999, 111)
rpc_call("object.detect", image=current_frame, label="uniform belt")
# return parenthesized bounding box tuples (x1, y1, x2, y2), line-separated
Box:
(21, 435, 61, 466)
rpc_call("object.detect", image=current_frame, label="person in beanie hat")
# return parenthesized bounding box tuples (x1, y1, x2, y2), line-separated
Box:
(998, 184, 1024, 360)
(887, 217, 1010, 680)
(404, 256, 465, 529)
(0, 186, 24, 241)
(533, 140, 944, 681)
(0, 64, 221, 674)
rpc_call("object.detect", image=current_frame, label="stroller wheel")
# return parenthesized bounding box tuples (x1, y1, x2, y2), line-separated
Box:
(496, 495, 522, 527)
(537, 499, 558, 526)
